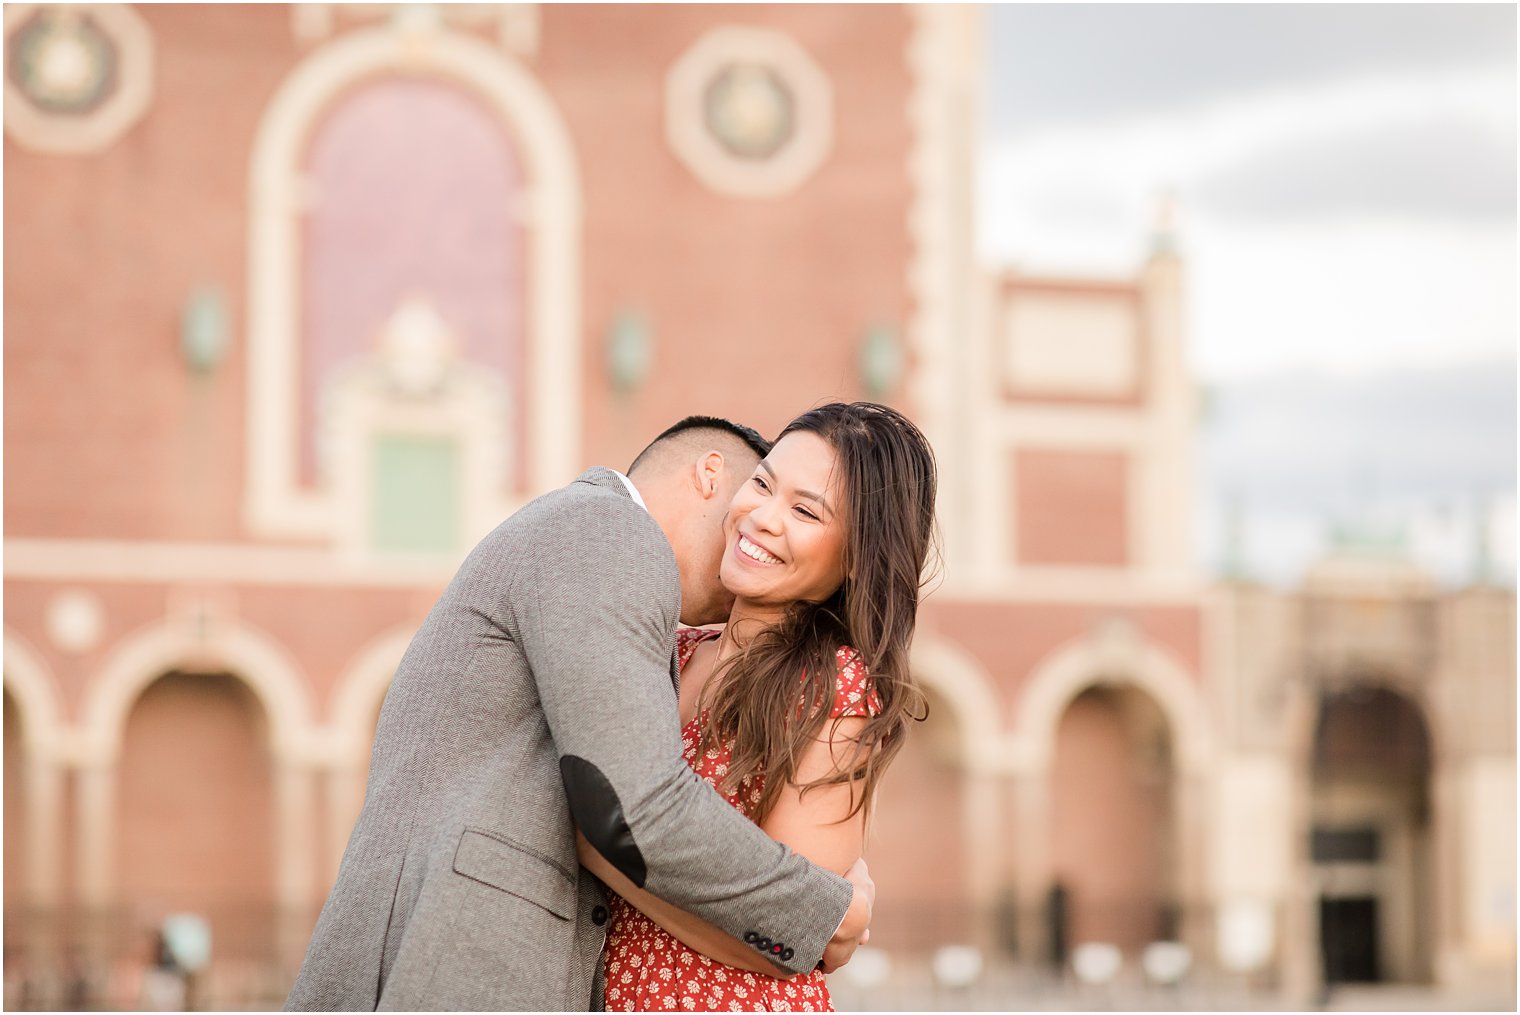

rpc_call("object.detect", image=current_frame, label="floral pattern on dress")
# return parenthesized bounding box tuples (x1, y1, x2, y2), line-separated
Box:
(600, 627, 880, 1012)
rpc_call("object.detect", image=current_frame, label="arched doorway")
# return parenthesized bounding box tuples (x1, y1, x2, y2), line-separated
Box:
(1049, 684, 1176, 957)
(114, 671, 277, 998)
(1311, 683, 1432, 985)
(868, 683, 970, 955)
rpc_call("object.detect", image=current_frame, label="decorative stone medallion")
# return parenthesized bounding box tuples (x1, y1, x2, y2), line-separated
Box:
(3, 4, 153, 154)
(666, 26, 832, 198)
(46, 589, 104, 653)
(704, 63, 794, 161)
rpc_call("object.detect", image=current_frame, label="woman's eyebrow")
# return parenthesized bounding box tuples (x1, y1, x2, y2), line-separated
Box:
(760, 461, 830, 512)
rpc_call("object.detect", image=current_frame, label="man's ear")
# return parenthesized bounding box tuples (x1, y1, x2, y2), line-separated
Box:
(695, 451, 725, 499)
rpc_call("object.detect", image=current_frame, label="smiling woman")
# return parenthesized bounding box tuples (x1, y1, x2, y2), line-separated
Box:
(586, 402, 940, 1012)
(698, 402, 940, 829)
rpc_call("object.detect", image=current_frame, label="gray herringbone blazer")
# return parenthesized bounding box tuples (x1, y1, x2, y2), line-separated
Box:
(285, 468, 852, 1011)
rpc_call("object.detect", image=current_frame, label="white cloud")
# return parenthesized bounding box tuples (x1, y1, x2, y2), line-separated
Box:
(976, 66, 1517, 379)
(1187, 218, 1516, 379)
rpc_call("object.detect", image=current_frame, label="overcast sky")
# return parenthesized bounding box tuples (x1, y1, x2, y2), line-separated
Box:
(977, 4, 1516, 585)
(979, 3, 1516, 379)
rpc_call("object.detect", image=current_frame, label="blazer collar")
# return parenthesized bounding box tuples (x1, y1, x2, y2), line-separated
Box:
(574, 466, 632, 499)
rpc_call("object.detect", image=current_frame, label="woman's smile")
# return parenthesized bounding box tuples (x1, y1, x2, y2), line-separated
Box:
(735, 533, 783, 566)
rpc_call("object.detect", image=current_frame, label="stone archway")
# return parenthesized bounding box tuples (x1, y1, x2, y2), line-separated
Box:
(1310, 683, 1434, 986)
(74, 616, 316, 916)
(114, 668, 279, 994)
(1049, 683, 1178, 956)
(1008, 623, 1212, 966)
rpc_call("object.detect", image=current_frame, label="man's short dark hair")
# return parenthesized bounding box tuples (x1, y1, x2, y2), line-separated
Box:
(627, 415, 771, 475)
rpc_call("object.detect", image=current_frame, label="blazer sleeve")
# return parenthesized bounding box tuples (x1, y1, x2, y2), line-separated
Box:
(505, 492, 851, 975)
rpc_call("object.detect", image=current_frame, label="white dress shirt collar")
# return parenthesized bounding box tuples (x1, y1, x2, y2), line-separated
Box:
(611, 469, 648, 512)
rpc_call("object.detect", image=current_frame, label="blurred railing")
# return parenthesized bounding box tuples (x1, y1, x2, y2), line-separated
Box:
(28, 897, 1489, 1012)
(4, 904, 295, 1012)
(4, 898, 1228, 1010)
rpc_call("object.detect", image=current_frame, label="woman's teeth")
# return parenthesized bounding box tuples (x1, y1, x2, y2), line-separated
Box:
(738, 534, 781, 565)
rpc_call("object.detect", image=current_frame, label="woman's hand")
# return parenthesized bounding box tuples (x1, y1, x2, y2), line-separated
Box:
(821, 856, 874, 973)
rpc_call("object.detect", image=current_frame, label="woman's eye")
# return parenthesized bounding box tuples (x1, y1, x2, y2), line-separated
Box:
(753, 476, 769, 492)
(796, 506, 819, 521)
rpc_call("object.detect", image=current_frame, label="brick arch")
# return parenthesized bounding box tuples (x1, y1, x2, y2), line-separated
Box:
(1012, 624, 1212, 776)
(330, 626, 413, 763)
(909, 634, 1006, 772)
(79, 615, 315, 765)
(2, 627, 63, 753)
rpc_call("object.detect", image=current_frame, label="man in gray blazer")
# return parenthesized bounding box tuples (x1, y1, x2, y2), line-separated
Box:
(285, 417, 872, 1011)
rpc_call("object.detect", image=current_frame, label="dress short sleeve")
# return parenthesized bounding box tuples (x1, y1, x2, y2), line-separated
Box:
(830, 646, 882, 719)
(675, 626, 720, 671)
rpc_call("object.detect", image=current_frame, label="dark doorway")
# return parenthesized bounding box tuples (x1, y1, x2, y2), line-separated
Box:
(1320, 897, 1381, 984)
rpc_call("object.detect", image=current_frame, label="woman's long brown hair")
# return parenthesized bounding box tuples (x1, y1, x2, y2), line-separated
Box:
(696, 402, 939, 824)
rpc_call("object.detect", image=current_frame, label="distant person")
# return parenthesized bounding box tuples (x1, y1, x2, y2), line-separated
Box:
(284, 416, 873, 1011)
(140, 931, 186, 1012)
(584, 402, 938, 1011)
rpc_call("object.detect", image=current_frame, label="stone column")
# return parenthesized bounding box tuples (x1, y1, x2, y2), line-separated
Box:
(74, 761, 114, 909)
(273, 760, 320, 977)
(72, 757, 116, 973)
(963, 769, 1003, 953)
(1172, 768, 1208, 956)
(324, 763, 368, 884)
(1010, 768, 1052, 967)
(1278, 691, 1320, 1006)
(26, 754, 66, 906)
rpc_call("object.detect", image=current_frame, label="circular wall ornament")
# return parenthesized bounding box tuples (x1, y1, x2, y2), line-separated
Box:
(666, 26, 832, 198)
(704, 63, 794, 161)
(4, 3, 154, 155)
(46, 589, 105, 653)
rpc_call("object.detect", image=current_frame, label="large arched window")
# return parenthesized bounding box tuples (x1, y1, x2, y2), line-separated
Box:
(304, 75, 523, 554)
(245, 23, 582, 554)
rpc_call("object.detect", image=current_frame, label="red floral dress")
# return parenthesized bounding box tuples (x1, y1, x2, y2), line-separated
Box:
(601, 627, 880, 1012)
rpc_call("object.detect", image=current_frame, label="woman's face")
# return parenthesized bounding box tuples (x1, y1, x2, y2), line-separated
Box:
(720, 430, 848, 611)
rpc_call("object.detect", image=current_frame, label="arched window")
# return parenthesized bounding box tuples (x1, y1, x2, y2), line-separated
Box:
(245, 24, 582, 554)
(305, 76, 521, 554)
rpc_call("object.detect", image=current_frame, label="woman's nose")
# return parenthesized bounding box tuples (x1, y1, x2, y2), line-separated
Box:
(749, 496, 784, 534)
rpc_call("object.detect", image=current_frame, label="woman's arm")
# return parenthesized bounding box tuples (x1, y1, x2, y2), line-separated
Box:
(759, 716, 871, 875)
(576, 832, 788, 977)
